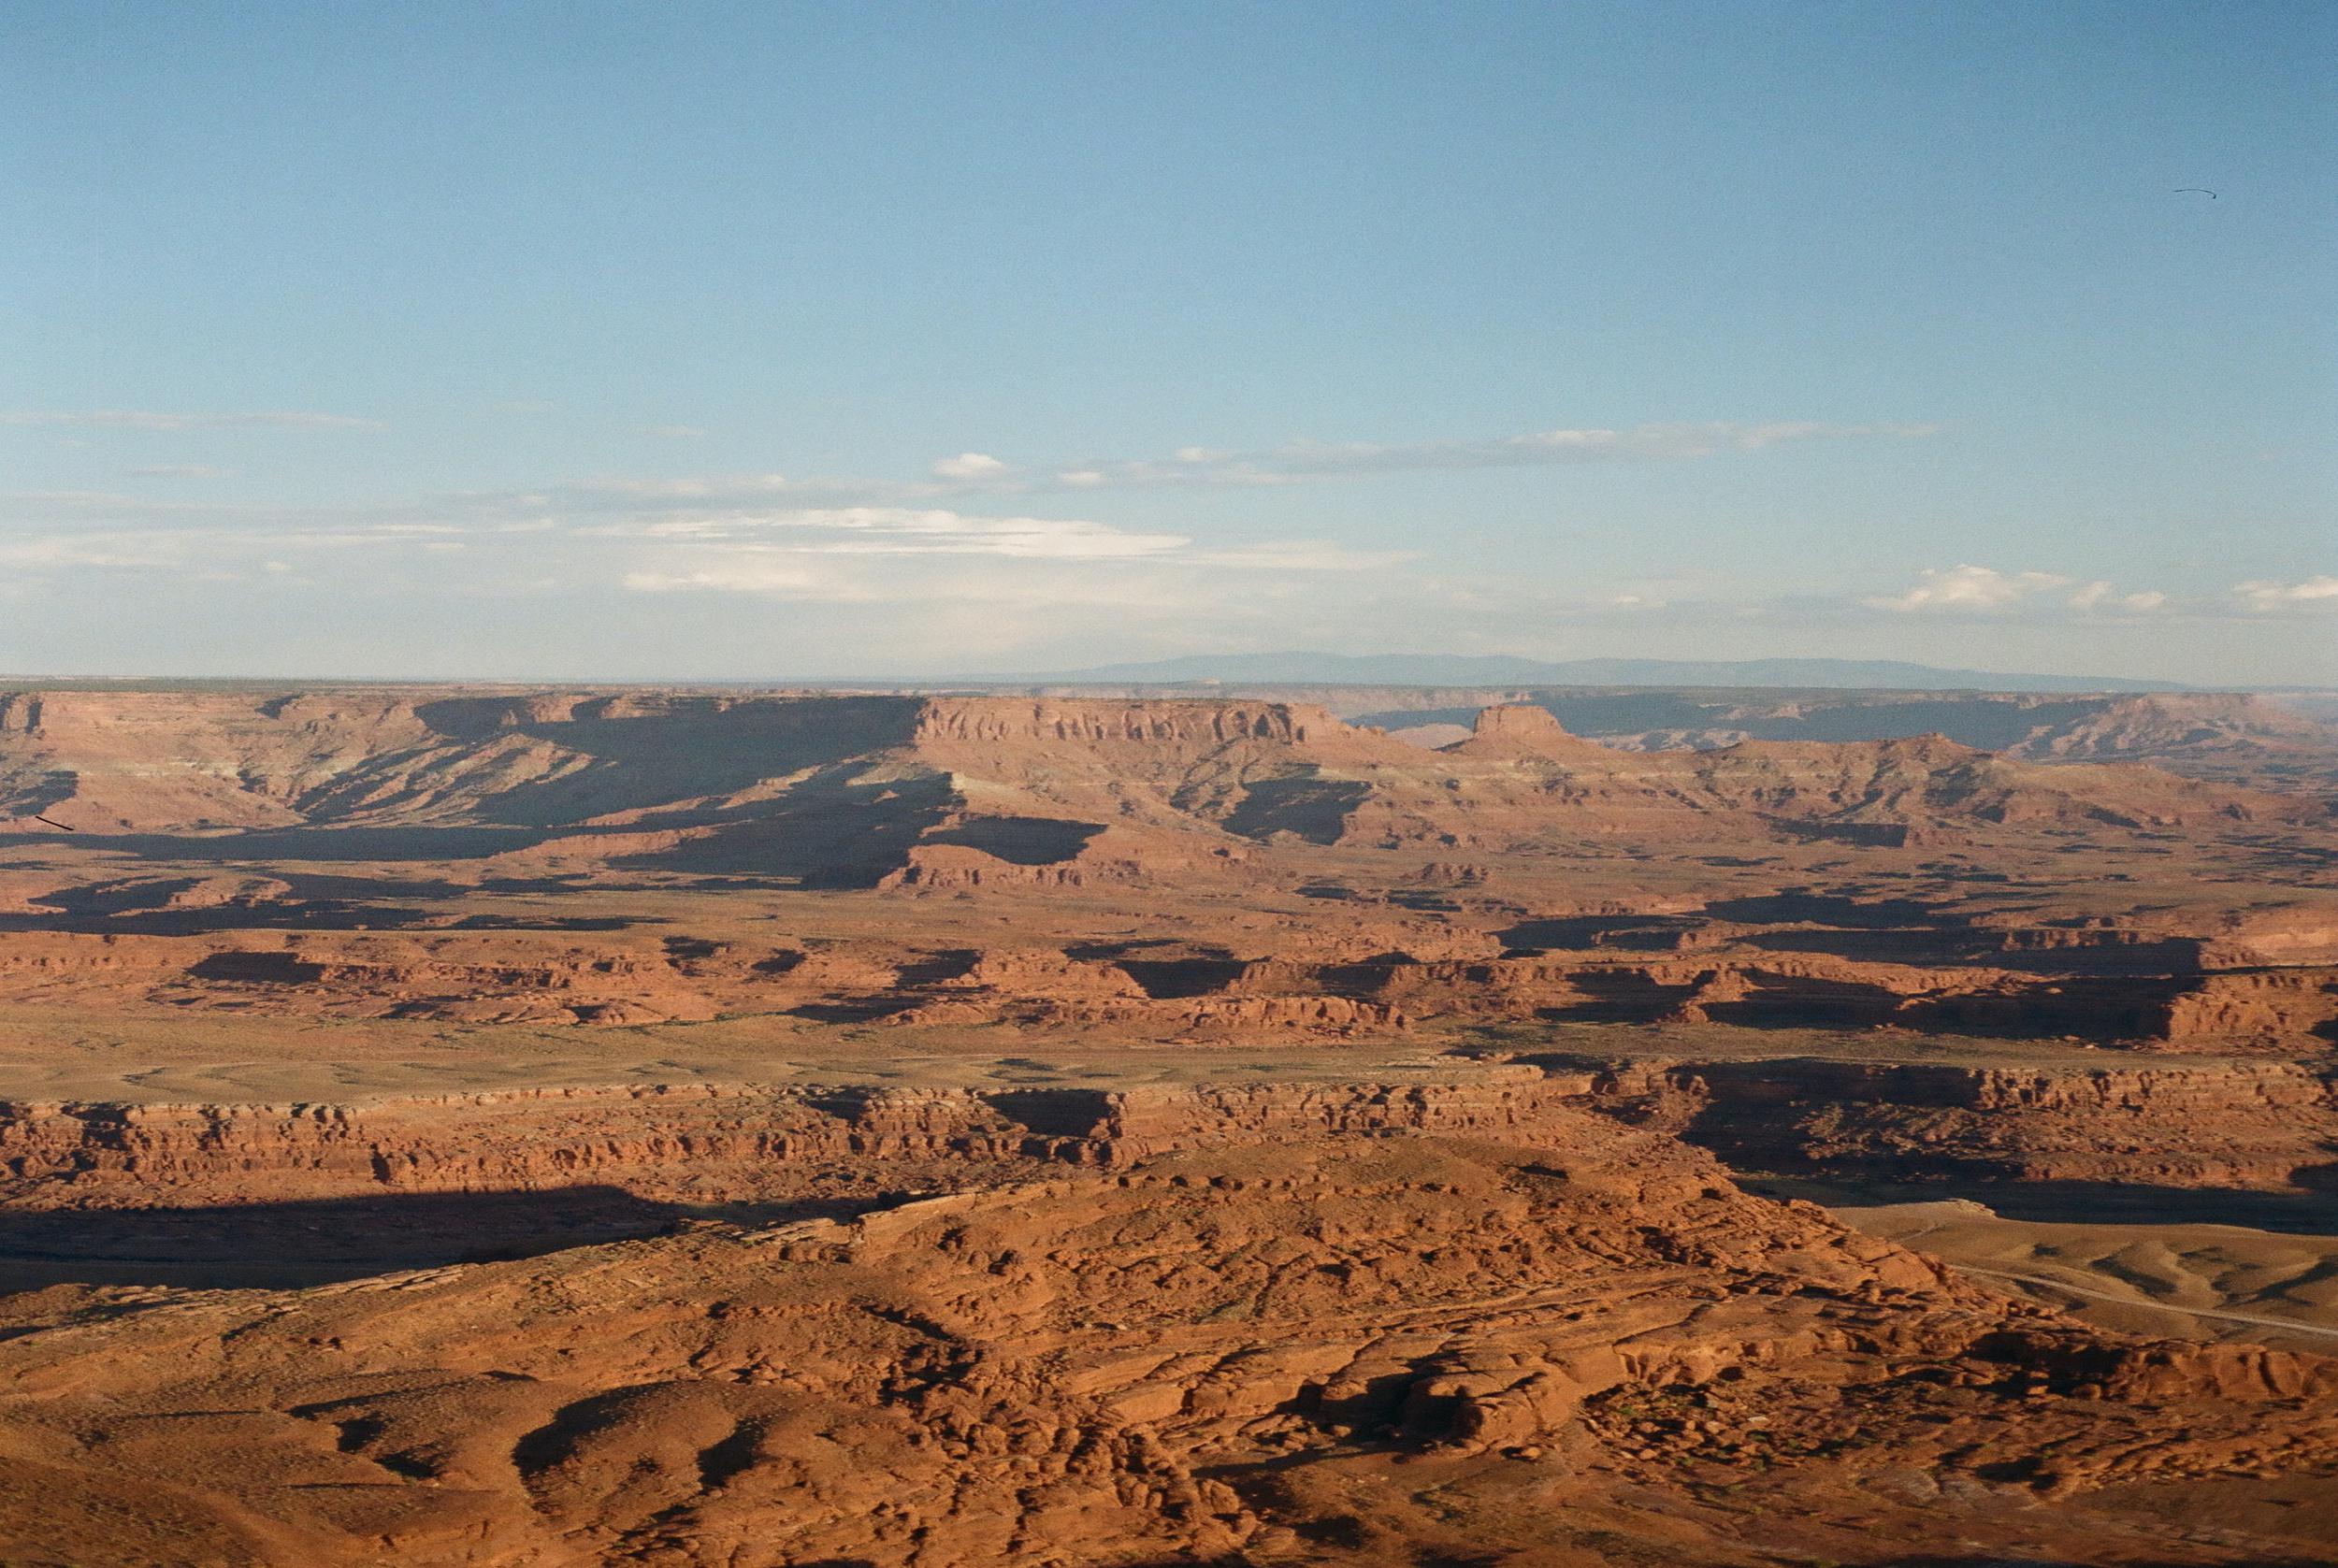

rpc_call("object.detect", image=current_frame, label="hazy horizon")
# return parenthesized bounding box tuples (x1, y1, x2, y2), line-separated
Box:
(4, 2, 2331, 683)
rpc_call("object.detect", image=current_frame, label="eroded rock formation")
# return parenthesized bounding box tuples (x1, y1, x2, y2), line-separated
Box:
(5, 1116, 2334, 1566)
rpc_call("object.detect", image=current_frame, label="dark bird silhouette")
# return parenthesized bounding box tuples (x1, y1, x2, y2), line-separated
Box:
(2173, 188, 2218, 198)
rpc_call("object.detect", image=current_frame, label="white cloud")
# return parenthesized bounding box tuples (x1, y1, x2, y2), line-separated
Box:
(0, 535, 192, 570)
(1869, 565, 2071, 611)
(931, 452, 1010, 480)
(607, 514, 1416, 604)
(641, 424, 707, 439)
(1046, 421, 1940, 492)
(0, 489, 230, 518)
(0, 409, 383, 431)
(461, 416, 1936, 523)
(580, 473, 793, 500)
(1189, 540, 1420, 571)
(0, 518, 508, 583)
(613, 547, 1410, 640)
(2233, 575, 2338, 611)
(128, 465, 237, 480)
(622, 558, 836, 597)
(2066, 581, 2169, 613)
(599, 506, 1191, 561)
(1869, 565, 2168, 615)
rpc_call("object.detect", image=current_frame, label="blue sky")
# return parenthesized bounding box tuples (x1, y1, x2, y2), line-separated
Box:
(2, 1, 2331, 683)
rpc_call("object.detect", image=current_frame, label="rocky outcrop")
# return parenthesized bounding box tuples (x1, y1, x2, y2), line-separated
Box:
(0, 1072, 1600, 1212)
(1442, 701, 1610, 757)
(0, 1086, 1040, 1208)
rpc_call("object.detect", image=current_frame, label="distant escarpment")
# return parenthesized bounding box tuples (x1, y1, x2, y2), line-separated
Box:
(2, 692, 2319, 878)
(1305, 687, 2338, 785)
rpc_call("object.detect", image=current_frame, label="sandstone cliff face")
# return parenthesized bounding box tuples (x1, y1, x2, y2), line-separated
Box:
(0, 1086, 1032, 1209)
(0, 1074, 1598, 1212)
(6, 1059, 2331, 1243)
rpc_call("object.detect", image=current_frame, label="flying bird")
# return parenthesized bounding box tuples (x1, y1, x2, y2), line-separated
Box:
(2173, 188, 2218, 198)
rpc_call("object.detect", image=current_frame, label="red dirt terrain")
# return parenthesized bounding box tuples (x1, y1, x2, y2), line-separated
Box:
(0, 686, 2334, 1565)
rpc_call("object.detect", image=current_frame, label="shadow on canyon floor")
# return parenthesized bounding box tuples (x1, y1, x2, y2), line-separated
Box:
(0, 1186, 895, 1293)
(1744, 1174, 2338, 1234)
(0, 903, 653, 935)
(1921, 1179, 2338, 1233)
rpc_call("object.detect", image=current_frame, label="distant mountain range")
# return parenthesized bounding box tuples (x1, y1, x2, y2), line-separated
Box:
(1007, 653, 2191, 694)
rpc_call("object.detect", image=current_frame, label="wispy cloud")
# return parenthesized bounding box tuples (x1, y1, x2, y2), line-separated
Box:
(2233, 574, 2338, 612)
(931, 452, 1010, 480)
(0, 535, 195, 571)
(1187, 540, 1417, 571)
(0, 409, 383, 431)
(600, 507, 1420, 614)
(1044, 421, 1939, 492)
(127, 464, 237, 480)
(622, 556, 839, 597)
(445, 417, 1935, 523)
(1869, 565, 2069, 611)
(2067, 580, 2168, 612)
(1868, 564, 2166, 615)
(593, 506, 1192, 561)
(469, 419, 1928, 527)
(0, 488, 1409, 625)
(618, 549, 1404, 637)
(0, 516, 497, 582)
(640, 424, 706, 439)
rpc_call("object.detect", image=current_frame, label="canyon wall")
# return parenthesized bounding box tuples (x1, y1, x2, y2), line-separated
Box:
(6, 1059, 2331, 1228)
